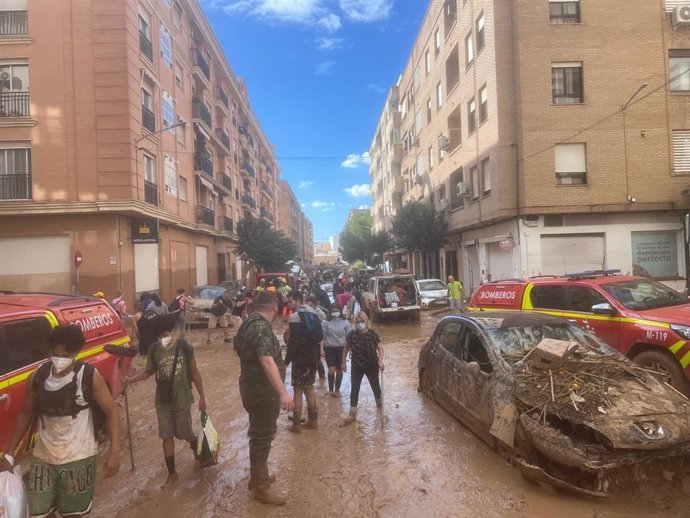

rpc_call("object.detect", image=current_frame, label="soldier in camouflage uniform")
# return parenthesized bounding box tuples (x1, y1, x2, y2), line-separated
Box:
(234, 291, 294, 506)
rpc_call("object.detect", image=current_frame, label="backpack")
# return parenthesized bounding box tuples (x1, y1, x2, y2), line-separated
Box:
(210, 296, 231, 317)
(298, 310, 324, 346)
(168, 295, 183, 313)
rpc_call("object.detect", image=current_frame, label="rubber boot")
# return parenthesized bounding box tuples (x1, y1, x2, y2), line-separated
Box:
(303, 408, 318, 430)
(341, 407, 357, 426)
(251, 482, 286, 506)
(248, 475, 276, 490)
(288, 406, 302, 434)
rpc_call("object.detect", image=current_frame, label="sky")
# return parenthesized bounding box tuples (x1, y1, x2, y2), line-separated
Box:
(199, 0, 428, 242)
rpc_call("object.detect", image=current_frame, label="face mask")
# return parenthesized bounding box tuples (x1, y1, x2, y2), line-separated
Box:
(51, 356, 74, 372)
(331, 311, 340, 318)
(356, 323, 367, 332)
(161, 336, 173, 348)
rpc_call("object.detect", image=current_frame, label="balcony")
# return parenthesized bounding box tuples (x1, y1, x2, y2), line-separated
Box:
(196, 205, 215, 227)
(221, 174, 232, 190)
(192, 99, 212, 130)
(139, 31, 153, 61)
(0, 10, 27, 36)
(241, 159, 255, 178)
(261, 181, 272, 197)
(216, 128, 230, 150)
(242, 193, 256, 209)
(393, 175, 404, 194)
(215, 86, 229, 111)
(192, 49, 211, 82)
(144, 180, 158, 206)
(223, 216, 234, 234)
(194, 153, 213, 178)
(0, 91, 29, 118)
(238, 125, 255, 148)
(260, 206, 273, 222)
(0, 173, 31, 200)
(141, 105, 155, 133)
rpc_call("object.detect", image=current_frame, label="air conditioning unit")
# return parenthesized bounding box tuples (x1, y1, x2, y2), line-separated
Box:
(456, 182, 470, 197)
(438, 135, 448, 149)
(674, 5, 690, 25)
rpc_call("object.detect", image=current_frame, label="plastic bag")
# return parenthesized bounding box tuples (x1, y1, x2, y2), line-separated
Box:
(196, 412, 220, 466)
(0, 468, 29, 518)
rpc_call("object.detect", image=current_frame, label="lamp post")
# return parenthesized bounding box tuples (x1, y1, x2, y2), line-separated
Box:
(134, 121, 187, 203)
(622, 83, 648, 203)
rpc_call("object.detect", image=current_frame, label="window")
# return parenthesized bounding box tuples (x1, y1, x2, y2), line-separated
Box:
(174, 62, 184, 90)
(481, 157, 491, 195)
(0, 63, 30, 117)
(673, 130, 690, 173)
(415, 109, 422, 136)
(475, 12, 485, 52)
(465, 31, 474, 66)
(436, 82, 443, 109)
(444, 0, 458, 38)
(437, 320, 462, 356)
(176, 119, 186, 145)
(555, 143, 587, 185)
(161, 92, 175, 129)
(428, 146, 434, 171)
(141, 87, 154, 132)
(448, 105, 462, 151)
(450, 167, 465, 209)
(531, 285, 567, 310)
(0, 0, 27, 36)
(434, 28, 441, 54)
(0, 318, 51, 376)
(470, 164, 479, 200)
(478, 84, 488, 123)
(143, 153, 155, 183)
(439, 135, 446, 162)
(173, 2, 183, 28)
(416, 152, 425, 177)
(179, 176, 188, 202)
(549, 0, 581, 24)
(164, 156, 177, 196)
(425, 49, 430, 75)
(669, 50, 690, 92)
(467, 97, 477, 134)
(160, 23, 173, 68)
(446, 45, 460, 92)
(462, 330, 493, 373)
(552, 62, 583, 104)
(0, 145, 31, 200)
(631, 232, 680, 279)
(568, 286, 606, 313)
(426, 98, 432, 124)
(139, 13, 153, 61)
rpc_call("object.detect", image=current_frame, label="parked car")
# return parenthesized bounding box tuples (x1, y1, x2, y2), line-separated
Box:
(418, 311, 690, 497)
(0, 292, 134, 463)
(187, 286, 227, 326)
(468, 270, 690, 394)
(363, 274, 421, 322)
(416, 279, 449, 308)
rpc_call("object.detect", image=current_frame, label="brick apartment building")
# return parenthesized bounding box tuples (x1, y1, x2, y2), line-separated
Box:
(371, 0, 690, 293)
(279, 180, 314, 266)
(0, 0, 285, 304)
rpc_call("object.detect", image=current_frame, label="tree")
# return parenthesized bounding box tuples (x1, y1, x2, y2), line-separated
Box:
(391, 200, 446, 257)
(368, 230, 394, 264)
(339, 211, 393, 264)
(339, 229, 369, 263)
(236, 216, 297, 272)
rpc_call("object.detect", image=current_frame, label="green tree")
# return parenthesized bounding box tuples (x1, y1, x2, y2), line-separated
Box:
(236, 216, 297, 272)
(339, 229, 369, 263)
(368, 230, 394, 264)
(391, 200, 446, 258)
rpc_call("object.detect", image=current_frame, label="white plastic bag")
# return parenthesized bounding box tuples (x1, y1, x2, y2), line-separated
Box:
(196, 412, 220, 466)
(0, 468, 29, 518)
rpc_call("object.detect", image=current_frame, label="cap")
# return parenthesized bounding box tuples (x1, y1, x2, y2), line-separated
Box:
(93, 291, 105, 298)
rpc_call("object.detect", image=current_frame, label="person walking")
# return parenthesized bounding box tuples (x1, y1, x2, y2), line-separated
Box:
(0, 325, 121, 516)
(306, 295, 327, 381)
(447, 276, 464, 313)
(284, 292, 323, 433)
(111, 290, 128, 319)
(150, 293, 169, 316)
(232, 289, 254, 325)
(124, 315, 206, 487)
(277, 278, 293, 323)
(170, 288, 193, 339)
(234, 291, 294, 505)
(313, 279, 332, 312)
(341, 313, 384, 426)
(207, 291, 233, 344)
(322, 307, 351, 397)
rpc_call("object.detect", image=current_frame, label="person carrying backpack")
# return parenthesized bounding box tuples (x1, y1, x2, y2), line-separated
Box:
(207, 291, 233, 344)
(0, 325, 121, 517)
(135, 292, 159, 356)
(284, 291, 323, 433)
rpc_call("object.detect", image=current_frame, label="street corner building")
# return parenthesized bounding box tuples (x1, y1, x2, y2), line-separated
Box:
(369, 0, 690, 293)
(0, 0, 304, 304)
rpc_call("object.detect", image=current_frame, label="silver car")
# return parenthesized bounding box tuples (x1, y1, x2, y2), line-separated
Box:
(415, 279, 449, 308)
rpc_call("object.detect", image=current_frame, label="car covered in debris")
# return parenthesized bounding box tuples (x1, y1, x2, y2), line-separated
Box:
(186, 286, 227, 326)
(418, 312, 690, 497)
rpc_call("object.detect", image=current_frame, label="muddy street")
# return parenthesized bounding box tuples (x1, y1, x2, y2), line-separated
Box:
(92, 312, 689, 518)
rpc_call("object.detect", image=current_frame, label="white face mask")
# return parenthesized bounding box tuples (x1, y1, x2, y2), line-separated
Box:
(161, 336, 173, 347)
(356, 323, 367, 332)
(331, 311, 340, 318)
(51, 356, 74, 372)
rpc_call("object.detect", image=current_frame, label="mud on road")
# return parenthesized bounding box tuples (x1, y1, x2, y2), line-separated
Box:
(93, 312, 690, 518)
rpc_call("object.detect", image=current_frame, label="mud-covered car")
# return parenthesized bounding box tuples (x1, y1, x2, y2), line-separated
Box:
(186, 286, 227, 326)
(418, 312, 690, 497)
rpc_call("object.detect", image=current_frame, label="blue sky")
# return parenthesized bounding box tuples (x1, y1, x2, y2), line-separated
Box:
(200, 0, 427, 242)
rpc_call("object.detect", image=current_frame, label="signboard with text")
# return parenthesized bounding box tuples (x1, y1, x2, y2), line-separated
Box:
(631, 231, 679, 279)
(132, 218, 159, 244)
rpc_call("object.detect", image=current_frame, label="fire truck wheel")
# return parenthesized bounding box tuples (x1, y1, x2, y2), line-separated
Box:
(633, 350, 688, 395)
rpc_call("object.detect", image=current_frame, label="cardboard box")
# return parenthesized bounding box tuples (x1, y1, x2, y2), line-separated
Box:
(530, 338, 578, 371)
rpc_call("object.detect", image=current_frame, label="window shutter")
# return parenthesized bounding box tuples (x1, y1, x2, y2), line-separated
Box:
(673, 130, 690, 173)
(555, 143, 586, 172)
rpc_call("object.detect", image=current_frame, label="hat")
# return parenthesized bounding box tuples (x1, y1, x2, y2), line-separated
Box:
(280, 277, 287, 283)
(93, 291, 105, 298)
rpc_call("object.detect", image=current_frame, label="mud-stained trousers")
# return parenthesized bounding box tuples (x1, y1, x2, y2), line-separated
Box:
(241, 391, 281, 482)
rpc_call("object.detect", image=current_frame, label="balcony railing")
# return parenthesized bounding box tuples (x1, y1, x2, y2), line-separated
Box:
(0, 91, 29, 118)
(196, 205, 215, 226)
(223, 216, 234, 233)
(139, 31, 153, 61)
(242, 193, 256, 209)
(238, 125, 255, 148)
(216, 128, 230, 150)
(193, 99, 212, 129)
(260, 206, 273, 221)
(222, 174, 232, 190)
(261, 181, 271, 195)
(141, 105, 155, 133)
(216, 87, 229, 109)
(0, 10, 28, 36)
(192, 49, 210, 81)
(144, 180, 158, 206)
(194, 153, 213, 177)
(241, 159, 255, 178)
(0, 173, 31, 200)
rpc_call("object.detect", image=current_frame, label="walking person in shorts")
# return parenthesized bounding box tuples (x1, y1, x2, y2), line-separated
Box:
(124, 315, 206, 487)
(321, 307, 351, 397)
(207, 290, 233, 344)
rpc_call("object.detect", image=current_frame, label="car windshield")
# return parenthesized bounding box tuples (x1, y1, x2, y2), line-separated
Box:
(602, 280, 687, 310)
(486, 323, 614, 363)
(419, 280, 446, 291)
(191, 287, 225, 300)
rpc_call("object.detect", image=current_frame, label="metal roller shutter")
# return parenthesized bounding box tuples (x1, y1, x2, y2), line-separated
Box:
(0, 236, 71, 292)
(541, 234, 605, 275)
(487, 242, 514, 281)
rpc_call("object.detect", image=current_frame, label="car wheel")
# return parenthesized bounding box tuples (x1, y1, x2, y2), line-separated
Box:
(633, 350, 689, 395)
(419, 368, 435, 399)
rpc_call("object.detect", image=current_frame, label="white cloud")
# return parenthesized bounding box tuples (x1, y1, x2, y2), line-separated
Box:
(312, 201, 335, 208)
(316, 36, 345, 51)
(341, 151, 371, 169)
(300, 203, 306, 208)
(339, 0, 393, 22)
(220, 0, 340, 31)
(317, 13, 341, 32)
(321, 207, 334, 213)
(344, 184, 371, 198)
(298, 180, 313, 189)
(315, 61, 335, 75)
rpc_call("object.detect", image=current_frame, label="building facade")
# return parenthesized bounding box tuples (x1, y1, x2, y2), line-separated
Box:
(371, 0, 690, 292)
(0, 0, 282, 305)
(279, 180, 313, 265)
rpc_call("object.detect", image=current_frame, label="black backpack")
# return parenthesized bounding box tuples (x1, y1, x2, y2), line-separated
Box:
(298, 310, 324, 345)
(168, 295, 183, 312)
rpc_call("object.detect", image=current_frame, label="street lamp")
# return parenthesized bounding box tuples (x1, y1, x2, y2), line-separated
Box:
(134, 121, 187, 203)
(622, 83, 648, 203)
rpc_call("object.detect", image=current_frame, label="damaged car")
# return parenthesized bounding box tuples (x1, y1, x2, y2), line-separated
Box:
(418, 312, 690, 497)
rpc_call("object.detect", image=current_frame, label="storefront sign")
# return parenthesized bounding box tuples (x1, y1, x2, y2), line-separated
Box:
(132, 218, 159, 244)
(631, 231, 679, 279)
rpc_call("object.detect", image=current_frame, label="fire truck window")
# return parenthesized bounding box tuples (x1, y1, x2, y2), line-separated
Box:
(568, 286, 607, 313)
(0, 318, 52, 376)
(531, 286, 567, 310)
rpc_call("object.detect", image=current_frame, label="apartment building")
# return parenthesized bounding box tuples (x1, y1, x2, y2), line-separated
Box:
(0, 0, 282, 302)
(279, 180, 314, 265)
(371, 0, 690, 292)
